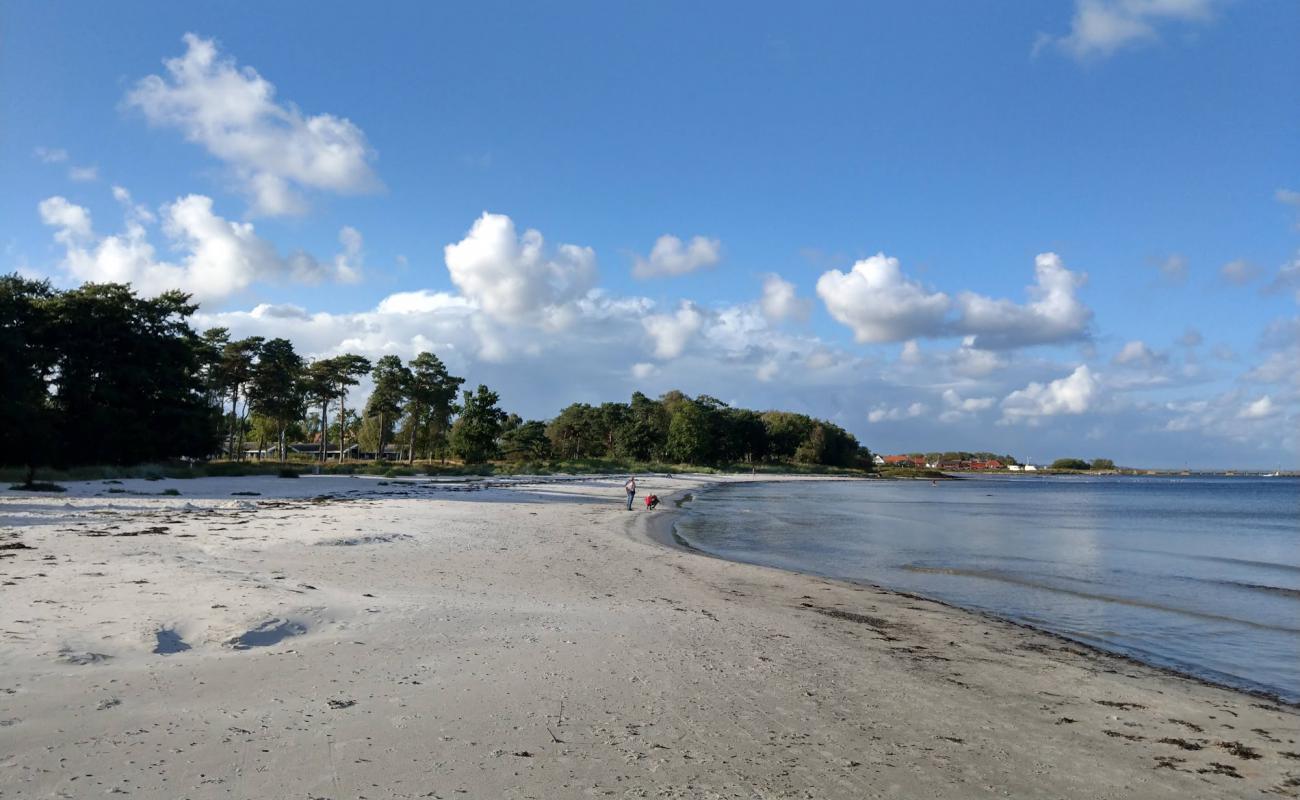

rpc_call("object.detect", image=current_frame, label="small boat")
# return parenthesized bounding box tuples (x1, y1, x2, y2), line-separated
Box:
(1263, 470, 1281, 477)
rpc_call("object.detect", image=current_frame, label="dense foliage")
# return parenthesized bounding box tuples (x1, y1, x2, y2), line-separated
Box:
(1, 277, 218, 476)
(3, 276, 874, 475)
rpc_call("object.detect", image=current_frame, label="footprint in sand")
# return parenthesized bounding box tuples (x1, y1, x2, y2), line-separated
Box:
(225, 618, 308, 650)
(153, 628, 192, 655)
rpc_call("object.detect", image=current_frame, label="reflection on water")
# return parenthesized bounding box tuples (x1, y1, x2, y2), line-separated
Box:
(675, 476, 1300, 702)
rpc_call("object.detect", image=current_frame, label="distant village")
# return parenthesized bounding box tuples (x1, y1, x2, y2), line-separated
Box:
(873, 453, 1033, 472)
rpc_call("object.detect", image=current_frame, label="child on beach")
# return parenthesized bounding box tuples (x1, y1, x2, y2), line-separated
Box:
(624, 476, 636, 510)
(644, 494, 660, 510)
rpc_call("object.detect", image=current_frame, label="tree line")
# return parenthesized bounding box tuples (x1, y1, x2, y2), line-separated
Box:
(2, 277, 872, 474)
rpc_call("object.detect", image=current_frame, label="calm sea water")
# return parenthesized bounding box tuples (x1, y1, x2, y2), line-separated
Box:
(675, 476, 1300, 702)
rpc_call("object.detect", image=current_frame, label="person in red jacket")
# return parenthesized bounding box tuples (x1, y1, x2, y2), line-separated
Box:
(644, 494, 660, 510)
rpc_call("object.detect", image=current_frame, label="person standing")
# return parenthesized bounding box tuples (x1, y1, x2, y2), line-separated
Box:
(624, 476, 637, 511)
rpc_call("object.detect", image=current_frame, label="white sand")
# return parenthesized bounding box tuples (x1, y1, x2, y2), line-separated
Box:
(0, 474, 1296, 798)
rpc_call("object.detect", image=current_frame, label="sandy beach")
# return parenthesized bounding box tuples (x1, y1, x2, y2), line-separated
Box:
(0, 474, 1296, 799)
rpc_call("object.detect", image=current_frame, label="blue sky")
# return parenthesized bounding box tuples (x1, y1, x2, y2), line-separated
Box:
(4, 1, 1297, 468)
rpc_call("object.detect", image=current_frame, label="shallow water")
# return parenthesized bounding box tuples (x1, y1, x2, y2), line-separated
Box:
(675, 475, 1300, 702)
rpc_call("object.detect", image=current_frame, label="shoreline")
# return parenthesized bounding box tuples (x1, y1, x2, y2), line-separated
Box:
(2, 474, 1297, 797)
(637, 477, 1300, 709)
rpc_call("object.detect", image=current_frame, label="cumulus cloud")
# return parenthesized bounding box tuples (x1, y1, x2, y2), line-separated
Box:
(1238, 395, 1278, 420)
(632, 234, 721, 278)
(33, 146, 68, 164)
(443, 212, 597, 325)
(1037, 0, 1218, 60)
(1151, 253, 1187, 285)
(1219, 259, 1262, 286)
(938, 389, 996, 423)
(953, 253, 1092, 349)
(1278, 188, 1300, 231)
(816, 252, 1091, 349)
(643, 302, 705, 359)
(867, 402, 928, 423)
(39, 193, 363, 303)
(1000, 365, 1099, 424)
(126, 33, 380, 216)
(1112, 340, 1165, 367)
(1177, 327, 1203, 347)
(816, 253, 950, 343)
(759, 273, 811, 322)
(68, 165, 99, 182)
(1263, 251, 1300, 304)
(38, 197, 93, 244)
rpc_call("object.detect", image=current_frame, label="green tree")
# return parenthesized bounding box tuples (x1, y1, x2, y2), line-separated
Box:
(547, 403, 603, 459)
(247, 338, 306, 462)
(330, 354, 372, 462)
(761, 411, 816, 461)
(450, 385, 507, 463)
(614, 392, 670, 461)
(303, 358, 342, 462)
(0, 275, 56, 483)
(500, 420, 552, 461)
(404, 352, 463, 462)
(1091, 458, 1115, 471)
(365, 355, 409, 460)
(217, 336, 263, 459)
(666, 400, 714, 464)
(1051, 458, 1090, 470)
(40, 283, 216, 466)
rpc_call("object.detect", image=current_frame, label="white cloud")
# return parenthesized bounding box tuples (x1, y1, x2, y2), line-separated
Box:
(1219, 259, 1261, 286)
(1000, 365, 1100, 424)
(1278, 188, 1300, 231)
(816, 253, 950, 343)
(953, 253, 1092, 349)
(867, 402, 927, 423)
(39, 193, 363, 303)
(1112, 339, 1165, 367)
(1238, 395, 1277, 420)
(33, 146, 68, 164)
(632, 234, 721, 278)
(1263, 251, 1300, 304)
(443, 212, 597, 325)
(938, 389, 996, 423)
(38, 197, 93, 244)
(759, 273, 811, 322)
(333, 226, 364, 284)
(899, 340, 924, 365)
(126, 33, 380, 216)
(68, 165, 99, 182)
(1152, 253, 1187, 285)
(1177, 327, 1203, 347)
(816, 252, 1091, 349)
(1038, 0, 1218, 60)
(755, 361, 780, 382)
(631, 362, 658, 380)
(375, 289, 471, 315)
(643, 302, 705, 359)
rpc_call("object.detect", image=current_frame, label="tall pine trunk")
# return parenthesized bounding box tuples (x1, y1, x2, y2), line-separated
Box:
(376, 411, 386, 462)
(408, 405, 418, 465)
(338, 393, 347, 463)
(319, 400, 328, 463)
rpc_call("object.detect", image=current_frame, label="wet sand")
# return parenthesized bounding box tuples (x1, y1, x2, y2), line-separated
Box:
(0, 474, 1296, 798)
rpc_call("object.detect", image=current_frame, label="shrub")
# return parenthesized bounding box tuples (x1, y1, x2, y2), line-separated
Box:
(9, 481, 68, 492)
(1050, 458, 1091, 471)
(160, 488, 182, 496)
(278, 468, 301, 479)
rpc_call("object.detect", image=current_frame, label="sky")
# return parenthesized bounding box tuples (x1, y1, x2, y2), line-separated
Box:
(3, 0, 1298, 469)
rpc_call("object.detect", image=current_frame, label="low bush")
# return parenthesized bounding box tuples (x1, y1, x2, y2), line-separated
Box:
(9, 482, 67, 492)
